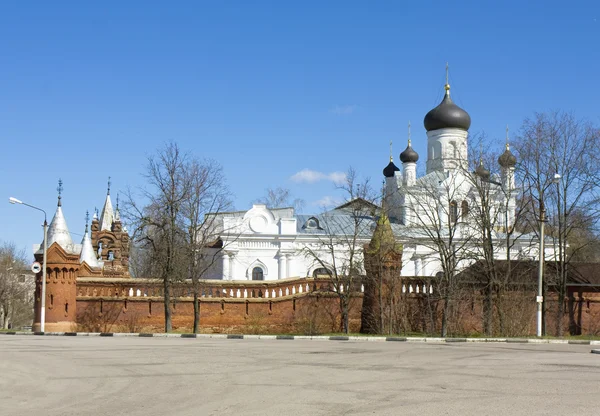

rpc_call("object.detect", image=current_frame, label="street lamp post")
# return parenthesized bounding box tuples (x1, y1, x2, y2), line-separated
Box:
(9, 197, 48, 333)
(536, 173, 561, 337)
(536, 202, 546, 337)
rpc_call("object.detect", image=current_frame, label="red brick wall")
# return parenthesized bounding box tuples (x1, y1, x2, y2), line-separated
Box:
(75, 294, 363, 334)
(73, 277, 600, 336)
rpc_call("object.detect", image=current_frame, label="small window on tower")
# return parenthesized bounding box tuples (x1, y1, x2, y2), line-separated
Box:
(450, 201, 458, 223)
(108, 251, 114, 261)
(461, 201, 469, 219)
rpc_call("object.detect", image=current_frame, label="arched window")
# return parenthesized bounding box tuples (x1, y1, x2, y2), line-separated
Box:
(252, 267, 264, 281)
(461, 200, 469, 219)
(312, 267, 331, 278)
(434, 142, 442, 159)
(449, 201, 458, 223)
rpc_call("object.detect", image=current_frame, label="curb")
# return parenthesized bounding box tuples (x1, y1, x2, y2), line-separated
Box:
(1, 331, 599, 345)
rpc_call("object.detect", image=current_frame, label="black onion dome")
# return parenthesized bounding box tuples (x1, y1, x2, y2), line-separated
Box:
(475, 160, 490, 179)
(498, 146, 517, 168)
(424, 90, 471, 132)
(383, 160, 400, 178)
(400, 141, 419, 163)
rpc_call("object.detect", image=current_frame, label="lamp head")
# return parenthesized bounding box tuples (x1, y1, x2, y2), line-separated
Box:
(9, 197, 23, 204)
(553, 173, 561, 184)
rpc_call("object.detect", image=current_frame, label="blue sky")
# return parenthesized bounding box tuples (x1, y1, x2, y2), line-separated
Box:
(1, 1, 599, 255)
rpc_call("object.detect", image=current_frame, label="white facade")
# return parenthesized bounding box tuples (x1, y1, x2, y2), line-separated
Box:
(206, 81, 544, 281)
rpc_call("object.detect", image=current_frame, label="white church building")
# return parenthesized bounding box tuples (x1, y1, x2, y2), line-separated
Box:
(206, 77, 543, 281)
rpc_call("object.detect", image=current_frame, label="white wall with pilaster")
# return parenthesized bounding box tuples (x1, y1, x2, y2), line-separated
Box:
(426, 128, 468, 174)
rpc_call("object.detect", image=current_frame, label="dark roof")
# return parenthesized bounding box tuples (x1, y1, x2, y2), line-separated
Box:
(424, 91, 471, 132)
(400, 142, 419, 163)
(459, 260, 600, 290)
(334, 198, 379, 212)
(475, 160, 490, 180)
(383, 160, 400, 178)
(498, 146, 517, 168)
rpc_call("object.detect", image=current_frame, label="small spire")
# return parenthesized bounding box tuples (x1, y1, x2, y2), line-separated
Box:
(408, 121, 412, 146)
(85, 210, 89, 232)
(107, 176, 111, 195)
(57, 178, 63, 207)
(116, 194, 120, 210)
(505, 124, 510, 150)
(389, 140, 393, 162)
(444, 62, 450, 94)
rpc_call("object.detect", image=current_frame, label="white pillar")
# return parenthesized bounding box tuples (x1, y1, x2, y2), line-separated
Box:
(403, 162, 416, 187)
(229, 253, 236, 280)
(278, 255, 287, 280)
(222, 253, 230, 280)
(415, 257, 423, 276)
(286, 254, 293, 278)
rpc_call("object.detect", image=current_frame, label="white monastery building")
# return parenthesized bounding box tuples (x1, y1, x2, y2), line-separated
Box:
(206, 76, 545, 281)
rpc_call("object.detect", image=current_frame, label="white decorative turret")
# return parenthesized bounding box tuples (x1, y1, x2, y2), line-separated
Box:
(498, 126, 517, 191)
(400, 122, 419, 187)
(99, 177, 114, 231)
(383, 140, 403, 221)
(79, 211, 101, 269)
(423, 64, 471, 174)
(41, 179, 77, 254)
(498, 126, 517, 230)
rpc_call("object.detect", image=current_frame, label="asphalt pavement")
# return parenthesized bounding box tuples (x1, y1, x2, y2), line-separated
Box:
(0, 336, 598, 416)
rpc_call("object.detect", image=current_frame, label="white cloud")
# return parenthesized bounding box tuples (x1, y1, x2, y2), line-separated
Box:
(327, 171, 347, 185)
(290, 169, 347, 185)
(313, 195, 342, 208)
(290, 169, 324, 183)
(331, 104, 357, 115)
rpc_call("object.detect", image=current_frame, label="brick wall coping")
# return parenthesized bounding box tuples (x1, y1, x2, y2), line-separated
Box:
(76, 276, 329, 285)
(1, 331, 599, 348)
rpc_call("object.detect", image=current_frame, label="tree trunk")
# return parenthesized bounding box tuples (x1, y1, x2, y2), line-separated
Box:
(567, 292, 577, 336)
(556, 291, 565, 337)
(163, 278, 172, 332)
(2, 303, 10, 329)
(483, 285, 493, 336)
(441, 295, 449, 337)
(193, 291, 200, 334)
(496, 286, 505, 335)
(340, 297, 349, 334)
(378, 273, 384, 334)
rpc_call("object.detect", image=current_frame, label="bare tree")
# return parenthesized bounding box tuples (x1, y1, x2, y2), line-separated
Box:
(302, 168, 375, 334)
(516, 111, 600, 336)
(254, 187, 304, 211)
(0, 242, 33, 329)
(127, 242, 157, 278)
(182, 158, 232, 333)
(462, 135, 535, 336)
(122, 142, 191, 332)
(401, 169, 476, 337)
